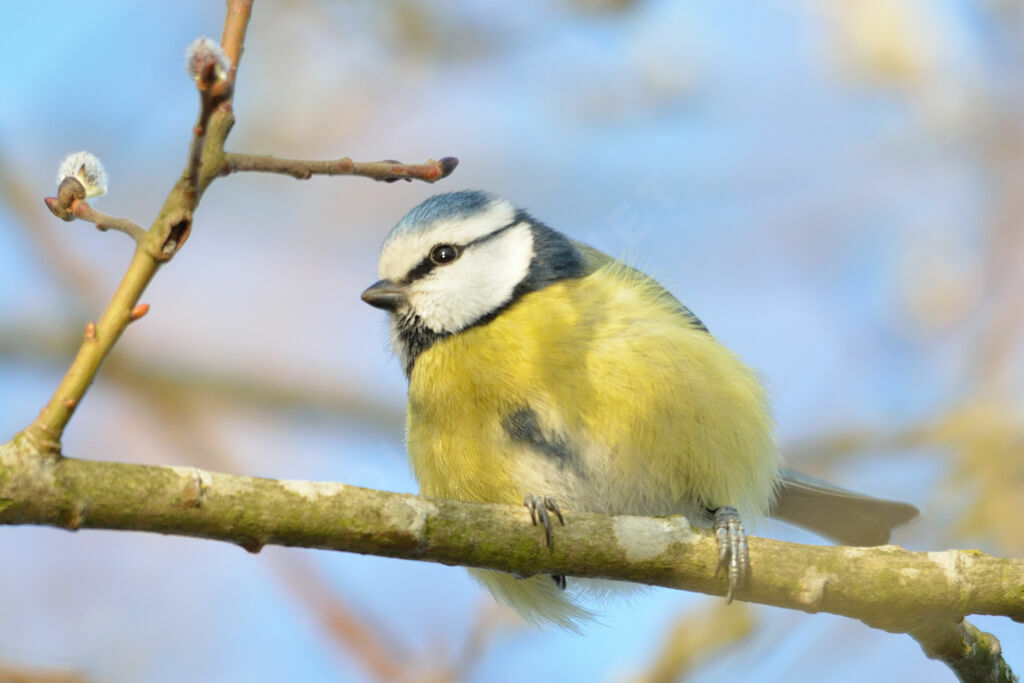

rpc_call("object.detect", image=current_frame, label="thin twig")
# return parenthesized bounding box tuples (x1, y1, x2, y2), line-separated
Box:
(221, 0, 253, 81)
(222, 153, 459, 183)
(181, 0, 252, 198)
(184, 109, 212, 196)
(71, 201, 146, 241)
(15, 4, 256, 453)
(184, 67, 233, 197)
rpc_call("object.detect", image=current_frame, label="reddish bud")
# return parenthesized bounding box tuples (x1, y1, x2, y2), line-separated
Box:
(44, 196, 72, 221)
(130, 303, 150, 321)
(439, 157, 459, 178)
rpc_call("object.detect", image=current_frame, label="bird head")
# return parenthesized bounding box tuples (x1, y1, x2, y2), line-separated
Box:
(362, 190, 583, 374)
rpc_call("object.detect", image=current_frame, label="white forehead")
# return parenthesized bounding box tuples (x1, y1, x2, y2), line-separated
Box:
(378, 194, 516, 280)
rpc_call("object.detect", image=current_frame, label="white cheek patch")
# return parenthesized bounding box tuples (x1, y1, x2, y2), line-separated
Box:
(408, 223, 535, 333)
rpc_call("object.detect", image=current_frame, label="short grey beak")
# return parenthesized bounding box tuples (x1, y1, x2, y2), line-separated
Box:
(361, 279, 407, 312)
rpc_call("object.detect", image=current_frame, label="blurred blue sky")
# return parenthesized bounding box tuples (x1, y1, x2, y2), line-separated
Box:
(1, 1, 1020, 681)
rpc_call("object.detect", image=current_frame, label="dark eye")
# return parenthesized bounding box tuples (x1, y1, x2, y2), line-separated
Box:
(429, 244, 461, 265)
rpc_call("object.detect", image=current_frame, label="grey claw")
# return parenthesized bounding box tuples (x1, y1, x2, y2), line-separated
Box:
(524, 494, 564, 548)
(712, 506, 748, 603)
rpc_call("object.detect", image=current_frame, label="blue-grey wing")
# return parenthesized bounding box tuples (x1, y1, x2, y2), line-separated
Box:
(772, 468, 918, 546)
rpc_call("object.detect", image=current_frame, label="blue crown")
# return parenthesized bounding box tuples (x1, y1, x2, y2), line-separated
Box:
(389, 190, 501, 239)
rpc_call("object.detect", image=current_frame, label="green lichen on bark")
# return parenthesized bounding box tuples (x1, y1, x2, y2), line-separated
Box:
(0, 444, 1019, 682)
(912, 618, 1017, 683)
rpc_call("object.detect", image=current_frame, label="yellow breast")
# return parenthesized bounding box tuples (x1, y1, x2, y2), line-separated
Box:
(406, 260, 779, 519)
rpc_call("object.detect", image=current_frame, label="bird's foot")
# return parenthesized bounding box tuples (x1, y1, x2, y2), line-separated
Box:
(524, 494, 564, 548)
(524, 494, 567, 591)
(712, 506, 748, 604)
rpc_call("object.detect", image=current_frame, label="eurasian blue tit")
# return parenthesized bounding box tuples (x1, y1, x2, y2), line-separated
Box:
(361, 190, 918, 628)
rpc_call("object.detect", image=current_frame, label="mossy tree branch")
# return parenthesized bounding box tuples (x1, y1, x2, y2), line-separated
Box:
(0, 440, 1020, 682)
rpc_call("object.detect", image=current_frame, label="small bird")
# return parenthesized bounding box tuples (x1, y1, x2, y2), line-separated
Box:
(362, 190, 918, 628)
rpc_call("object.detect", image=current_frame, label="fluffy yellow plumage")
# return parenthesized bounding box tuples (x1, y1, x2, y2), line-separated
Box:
(405, 253, 777, 626)
(408, 255, 778, 515)
(362, 191, 916, 629)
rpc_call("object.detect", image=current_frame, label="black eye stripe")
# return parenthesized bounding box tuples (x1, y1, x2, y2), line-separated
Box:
(404, 255, 437, 283)
(463, 219, 520, 248)
(400, 219, 522, 285)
